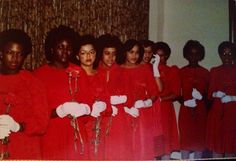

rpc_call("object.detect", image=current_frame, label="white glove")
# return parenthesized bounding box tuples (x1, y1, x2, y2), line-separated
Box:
(0, 115, 20, 132)
(231, 96, 236, 101)
(124, 107, 139, 118)
(91, 101, 107, 118)
(152, 54, 160, 77)
(212, 91, 226, 98)
(221, 95, 232, 103)
(56, 102, 91, 118)
(184, 99, 197, 108)
(192, 88, 203, 100)
(134, 100, 145, 109)
(0, 127, 11, 139)
(111, 105, 118, 116)
(110, 95, 127, 105)
(144, 99, 152, 108)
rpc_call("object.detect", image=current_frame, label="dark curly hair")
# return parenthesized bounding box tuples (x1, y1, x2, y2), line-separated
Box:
(218, 41, 236, 58)
(0, 29, 32, 56)
(96, 34, 122, 65)
(139, 39, 154, 51)
(117, 39, 144, 65)
(71, 34, 97, 68)
(183, 40, 205, 61)
(154, 42, 171, 59)
(44, 25, 79, 62)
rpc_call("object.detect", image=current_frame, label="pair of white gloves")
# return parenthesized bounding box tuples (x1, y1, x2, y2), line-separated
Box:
(152, 54, 161, 77)
(0, 115, 20, 139)
(56, 101, 106, 118)
(56, 102, 91, 118)
(110, 95, 127, 116)
(56, 101, 108, 118)
(212, 91, 236, 103)
(124, 99, 153, 118)
(184, 88, 203, 108)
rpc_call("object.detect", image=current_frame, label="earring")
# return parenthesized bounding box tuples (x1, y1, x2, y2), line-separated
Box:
(76, 55, 80, 61)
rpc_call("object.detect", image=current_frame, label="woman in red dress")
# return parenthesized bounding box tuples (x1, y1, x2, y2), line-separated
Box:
(154, 42, 181, 160)
(206, 41, 236, 158)
(0, 29, 48, 159)
(72, 35, 111, 160)
(179, 40, 209, 159)
(96, 34, 133, 159)
(33, 26, 91, 160)
(117, 39, 160, 160)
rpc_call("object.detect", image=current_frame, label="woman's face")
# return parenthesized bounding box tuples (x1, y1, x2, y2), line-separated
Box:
(156, 49, 168, 65)
(51, 39, 72, 65)
(77, 44, 96, 67)
(142, 46, 153, 63)
(102, 47, 116, 68)
(125, 45, 139, 66)
(0, 42, 24, 74)
(186, 48, 200, 66)
(220, 47, 234, 66)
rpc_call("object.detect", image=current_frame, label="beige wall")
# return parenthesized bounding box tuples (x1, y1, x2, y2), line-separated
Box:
(149, 1, 229, 158)
(149, 0, 229, 70)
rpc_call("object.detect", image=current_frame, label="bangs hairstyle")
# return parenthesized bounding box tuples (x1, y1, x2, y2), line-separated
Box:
(117, 39, 144, 65)
(218, 41, 236, 58)
(154, 42, 171, 59)
(44, 25, 79, 62)
(96, 34, 122, 64)
(0, 29, 32, 56)
(183, 40, 205, 61)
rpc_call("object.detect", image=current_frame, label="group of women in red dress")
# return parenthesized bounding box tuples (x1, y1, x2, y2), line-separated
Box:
(0, 25, 236, 160)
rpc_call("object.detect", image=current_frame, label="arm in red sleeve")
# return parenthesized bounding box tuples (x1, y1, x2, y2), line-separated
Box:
(21, 72, 49, 136)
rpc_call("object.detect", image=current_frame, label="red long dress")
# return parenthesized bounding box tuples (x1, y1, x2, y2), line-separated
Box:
(179, 66, 209, 151)
(33, 64, 90, 160)
(97, 64, 133, 160)
(206, 65, 236, 153)
(118, 64, 159, 160)
(0, 70, 48, 159)
(80, 68, 111, 160)
(157, 64, 180, 156)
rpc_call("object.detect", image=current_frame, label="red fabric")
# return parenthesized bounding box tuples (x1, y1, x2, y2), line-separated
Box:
(157, 64, 180, 156)
(179, 66, 209, 151)
(107, 64, 160, 159)
(0, 70, 48, 159)
(82, 68, 111, 160)
(97, 65, 133, 160)
(33, 64, 89, 160)
(206, 65, 236, 153)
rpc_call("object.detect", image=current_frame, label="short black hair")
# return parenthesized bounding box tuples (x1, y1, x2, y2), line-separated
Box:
(118, 39, 144, 65)
(139, 39, 154, 51)
(183, 40, 205, 61)
(44, 25, 79, 61)
(0, 29, 32, 56)
(96, 34, 122, 64)
(154, 41, 171, 59)
(218, 41, 236, 58)
(72, 34, 97, 67)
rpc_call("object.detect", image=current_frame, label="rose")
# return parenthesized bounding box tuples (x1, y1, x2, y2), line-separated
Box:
(66, 66, 80, 78)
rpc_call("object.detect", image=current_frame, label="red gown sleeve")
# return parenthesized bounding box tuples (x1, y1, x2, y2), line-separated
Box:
(21, 71, 49, 135)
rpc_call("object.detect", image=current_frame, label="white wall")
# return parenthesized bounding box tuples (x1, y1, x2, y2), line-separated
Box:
(149, 0, 229, 70)
(149, 1, 229, 159)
